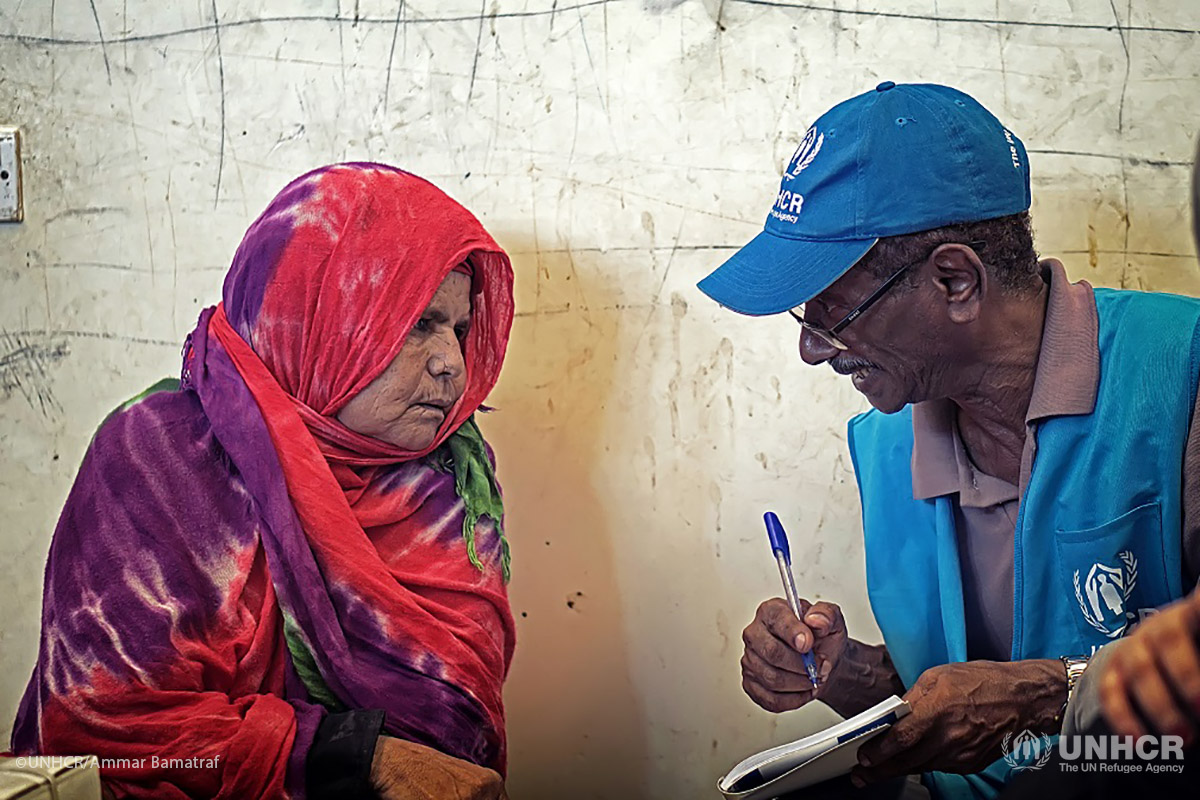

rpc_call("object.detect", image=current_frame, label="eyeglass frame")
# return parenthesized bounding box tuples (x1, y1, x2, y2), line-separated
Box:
(787, 239, 988, 351)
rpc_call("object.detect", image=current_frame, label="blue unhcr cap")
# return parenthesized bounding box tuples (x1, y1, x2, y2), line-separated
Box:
(698, 82, 1031, 315)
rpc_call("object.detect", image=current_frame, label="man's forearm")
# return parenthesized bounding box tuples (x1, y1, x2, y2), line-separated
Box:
(824, 648, 1068, 734)
(821, 638, 907, 717)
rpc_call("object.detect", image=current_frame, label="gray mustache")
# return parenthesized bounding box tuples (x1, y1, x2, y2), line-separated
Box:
(829, 358, 875, 375)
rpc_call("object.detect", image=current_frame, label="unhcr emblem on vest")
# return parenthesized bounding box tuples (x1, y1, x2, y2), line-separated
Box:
(1073, 551, 1139, 638)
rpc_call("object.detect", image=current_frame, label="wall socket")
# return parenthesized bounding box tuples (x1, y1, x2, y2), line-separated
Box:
(0, 127, 23, 223)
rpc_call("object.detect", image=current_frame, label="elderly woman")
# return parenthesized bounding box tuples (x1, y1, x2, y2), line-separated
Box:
(10, 164, 516, 799)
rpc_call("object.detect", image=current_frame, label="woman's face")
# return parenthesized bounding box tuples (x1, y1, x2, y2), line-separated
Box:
(337, 271, 472, 450)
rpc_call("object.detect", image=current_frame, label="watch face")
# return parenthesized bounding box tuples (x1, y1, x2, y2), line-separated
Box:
(1062, 657, 1089, 692)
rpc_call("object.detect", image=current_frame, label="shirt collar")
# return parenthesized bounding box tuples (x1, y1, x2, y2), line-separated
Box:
(912, 400, 959, 500)
(1024, 259, 1100, 423)
(911, 401, 1021, 506)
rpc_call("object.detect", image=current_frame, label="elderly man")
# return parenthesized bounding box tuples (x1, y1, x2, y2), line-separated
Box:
(698, 82, 1200, 799)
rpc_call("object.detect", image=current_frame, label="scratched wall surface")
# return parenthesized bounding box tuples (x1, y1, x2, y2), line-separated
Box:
(1, 0, 1198, 797)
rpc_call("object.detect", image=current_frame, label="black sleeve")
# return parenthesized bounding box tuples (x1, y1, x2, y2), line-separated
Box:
(306, 709, 386, 800)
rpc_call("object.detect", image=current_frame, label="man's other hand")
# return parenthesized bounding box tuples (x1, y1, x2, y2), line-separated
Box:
(853, 659, 1064, 783)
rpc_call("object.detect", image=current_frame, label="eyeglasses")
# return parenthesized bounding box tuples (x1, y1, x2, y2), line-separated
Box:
(788, 240, 987, 351)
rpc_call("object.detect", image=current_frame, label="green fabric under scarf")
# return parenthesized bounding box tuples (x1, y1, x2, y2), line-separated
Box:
(282, 612, 346, 711)
(433, 415, 511, 583)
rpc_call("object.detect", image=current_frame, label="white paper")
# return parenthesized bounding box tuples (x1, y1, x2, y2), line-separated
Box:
(719, 695, 911, 798)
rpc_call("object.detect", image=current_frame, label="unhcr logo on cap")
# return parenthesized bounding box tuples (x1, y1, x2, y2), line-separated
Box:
(771, 127, 825, 225)
(785, 126, 824, 180)
(770, 189, 804, 224)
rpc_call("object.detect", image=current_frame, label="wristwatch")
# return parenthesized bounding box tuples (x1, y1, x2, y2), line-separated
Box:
(1057, 655, 1090, 728)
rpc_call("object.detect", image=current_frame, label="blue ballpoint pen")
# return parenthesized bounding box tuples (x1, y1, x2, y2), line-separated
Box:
(764, 511, 821, 688)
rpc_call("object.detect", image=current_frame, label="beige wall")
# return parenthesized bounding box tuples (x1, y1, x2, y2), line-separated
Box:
(2, 1, 1198, 797)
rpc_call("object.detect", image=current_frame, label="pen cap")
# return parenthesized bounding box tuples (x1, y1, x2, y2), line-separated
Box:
(764, 512, 790, 563)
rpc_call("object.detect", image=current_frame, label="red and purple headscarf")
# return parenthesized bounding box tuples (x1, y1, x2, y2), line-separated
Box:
(12, 164, 516, 798)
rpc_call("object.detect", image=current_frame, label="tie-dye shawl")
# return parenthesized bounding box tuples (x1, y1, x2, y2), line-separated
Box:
(11, 164, 517, 799)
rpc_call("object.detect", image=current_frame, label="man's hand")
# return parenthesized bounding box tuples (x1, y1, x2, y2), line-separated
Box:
(370, 736, 508, 800)
(1099, 589, 1200, 745)
(740, 597, 849, 713)
(852, 659, 1064, 784)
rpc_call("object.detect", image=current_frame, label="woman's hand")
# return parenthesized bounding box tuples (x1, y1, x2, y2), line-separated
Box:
(370, 736, 509, 800)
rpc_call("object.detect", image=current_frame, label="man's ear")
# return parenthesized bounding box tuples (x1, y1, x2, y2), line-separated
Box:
(929, 243, 986, 324)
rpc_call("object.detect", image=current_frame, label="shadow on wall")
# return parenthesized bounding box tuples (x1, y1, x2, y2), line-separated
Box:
(481, 237, 649, 799)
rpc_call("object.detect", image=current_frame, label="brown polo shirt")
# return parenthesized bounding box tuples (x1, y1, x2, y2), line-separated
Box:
(910, 259, 1200, 662)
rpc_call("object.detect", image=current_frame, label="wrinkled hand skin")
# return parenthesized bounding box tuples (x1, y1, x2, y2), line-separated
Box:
(740, 597, 905, 719)
(852, 659, 1065, 785)
(370, 736, 509, 800)
(1099, 589, 1200, 746)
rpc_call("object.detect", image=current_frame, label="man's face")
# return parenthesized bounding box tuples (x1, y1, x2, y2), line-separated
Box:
(797, 259, 946, 413)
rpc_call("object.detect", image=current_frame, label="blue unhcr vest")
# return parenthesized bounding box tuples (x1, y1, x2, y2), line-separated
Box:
(846, 288, 1200, 800)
